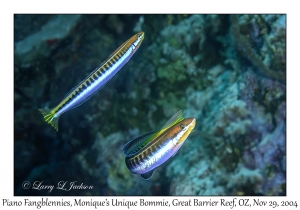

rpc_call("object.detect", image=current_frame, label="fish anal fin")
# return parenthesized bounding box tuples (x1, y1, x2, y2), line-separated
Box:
(140, 170, 154, 180)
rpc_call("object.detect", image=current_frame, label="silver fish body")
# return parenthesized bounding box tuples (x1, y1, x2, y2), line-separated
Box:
(38, 32, 145, 131)
(124, 116, 196, 179)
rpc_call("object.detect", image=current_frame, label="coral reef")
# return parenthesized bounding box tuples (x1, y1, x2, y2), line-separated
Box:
(15, 15, 81, 64)
(166, 68, 285, 195)
(14, 14, 285, 195)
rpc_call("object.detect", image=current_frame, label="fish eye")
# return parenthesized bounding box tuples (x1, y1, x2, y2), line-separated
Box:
(180, 124, 186, 130)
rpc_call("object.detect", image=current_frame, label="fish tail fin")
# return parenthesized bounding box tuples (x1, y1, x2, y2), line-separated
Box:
(38, 108, 59, 131)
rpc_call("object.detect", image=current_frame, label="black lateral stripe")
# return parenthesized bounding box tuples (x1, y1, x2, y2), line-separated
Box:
(76, 87, 83, 94)
(129, 159, 133, 169)
(93, 71, 101, 80)
(97, 69, 103, 76)
(97, 70, 104, 77)
(131, 159, 136, 168)
(81, 83, 87, 89)
(100, 66, 107, 73)
(154, 144, 158, 152)
(136, 154, 141, 163)
(93, 71, 99, 78)
(85, 79, 91, 86)
(121, 48, 128, 55)
(89, 76, 95, 83)
(134, 157, 139, 166)
(114, 54, 120, 60)
(97, 69, 103, 75)
(109, 58, 116, 66)
(104, 63, 111, 70)
(91, 74, 96, 80)
(147, 146, 154, 157)
(80, 85, 86, 91)
(89, 77, 95, 84)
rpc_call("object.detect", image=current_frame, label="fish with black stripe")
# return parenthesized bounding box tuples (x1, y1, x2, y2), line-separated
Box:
(123, 110, 196, 180)
(38, 32, 145, 131)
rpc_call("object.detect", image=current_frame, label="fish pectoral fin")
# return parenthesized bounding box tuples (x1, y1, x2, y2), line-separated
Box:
(140, 170, 154, 180)
(122, 131, 157, 156)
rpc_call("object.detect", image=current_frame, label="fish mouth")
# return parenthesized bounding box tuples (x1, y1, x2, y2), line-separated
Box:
(137, 31, 145, 41)
(174, 117, 196, 145)
(132, 32, 144, 50)
(185, 117, 196, 130)
(183, 118, 196, 137)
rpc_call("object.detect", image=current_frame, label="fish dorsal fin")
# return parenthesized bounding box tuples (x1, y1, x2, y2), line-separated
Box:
(122, 131, 157, 156)
(140, 169, 154, 180)
(123, 111, 185, 156)
(107, 39, 129, 59)
(162, 110, 185, 130)
(106, 33, 134, 62)
(64, 85, 77, 99)
(157, 110, 185, 136)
